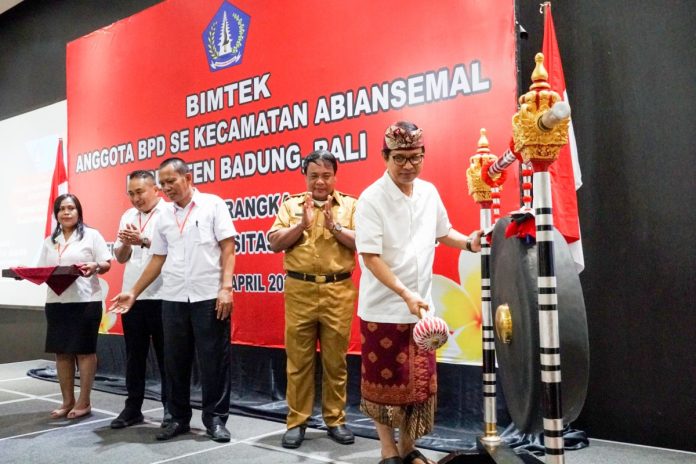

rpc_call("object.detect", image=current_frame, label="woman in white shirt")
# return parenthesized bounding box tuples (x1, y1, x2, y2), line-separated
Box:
(37, 194, 111, 419)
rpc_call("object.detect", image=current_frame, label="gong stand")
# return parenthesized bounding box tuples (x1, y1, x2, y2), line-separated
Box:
(438, 130, 539, 464)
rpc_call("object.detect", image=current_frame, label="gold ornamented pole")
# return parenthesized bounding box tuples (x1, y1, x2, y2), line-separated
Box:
(512, 53, 570, 169)
(466, 128, 500, 442)
(512, 52, 571, 464)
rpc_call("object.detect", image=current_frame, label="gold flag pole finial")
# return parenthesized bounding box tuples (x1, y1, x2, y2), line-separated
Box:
(530, 53, 550, 91)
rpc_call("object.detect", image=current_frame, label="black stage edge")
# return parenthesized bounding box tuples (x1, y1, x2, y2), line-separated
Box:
(27, 334, 588, 456)
(0, 305, 48, 363)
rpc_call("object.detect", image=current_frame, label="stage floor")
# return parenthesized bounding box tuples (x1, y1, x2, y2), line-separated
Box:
(0, 360, 693, 464)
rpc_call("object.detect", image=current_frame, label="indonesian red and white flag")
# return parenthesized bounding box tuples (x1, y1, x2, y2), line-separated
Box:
(45, 138, 69, 238)
(543, 2, 584, 272)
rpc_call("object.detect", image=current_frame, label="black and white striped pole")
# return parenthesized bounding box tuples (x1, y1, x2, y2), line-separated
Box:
(466, 128, 501, 443)
(512, 53, 571, 464)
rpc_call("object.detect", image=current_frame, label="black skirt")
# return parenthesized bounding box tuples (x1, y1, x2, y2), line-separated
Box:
(44, 301, 102, 354)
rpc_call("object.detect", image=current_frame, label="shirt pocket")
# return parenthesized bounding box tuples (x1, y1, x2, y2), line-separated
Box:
(286, 207, 310, 247)
(131, 245, 144, 262)
(193, 214, 216, 244)
(334, 204, 352, 229)
(78, 244, 95, 262)
(288, 207, 304, 227)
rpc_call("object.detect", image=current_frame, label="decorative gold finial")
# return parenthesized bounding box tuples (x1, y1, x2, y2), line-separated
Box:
(530, 53, 550, 91)
(512, 53, 570, 168)
(477, 128, 490, 153)
(467, 128, 499, 203)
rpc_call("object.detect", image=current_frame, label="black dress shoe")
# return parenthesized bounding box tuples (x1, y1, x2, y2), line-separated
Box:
(161, 411, 173, 428)
(206, 423, 231, 442)
(327, 424, 355, 444)
(156, 421, 190, 441)
(281, 425, 306, 448)
(110, 409, 144, 429)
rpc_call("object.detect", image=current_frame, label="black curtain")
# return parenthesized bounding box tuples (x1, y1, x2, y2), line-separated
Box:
(516, 0, 696, 451)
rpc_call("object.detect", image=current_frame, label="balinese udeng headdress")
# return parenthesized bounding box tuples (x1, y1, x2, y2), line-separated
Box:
(383, 122, 425, 151)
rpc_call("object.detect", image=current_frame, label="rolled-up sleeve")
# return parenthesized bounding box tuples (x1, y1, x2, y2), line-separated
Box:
(435, 192, 452, 238)
(93, 231, 112, 262)
(36, 240, 48, 266)
(213, 198, 236, 242)
(270, 199, 292, 232)
(112, 213, 128, 253)
(355, 196, 383, 255)
(150, 221, 168, 256)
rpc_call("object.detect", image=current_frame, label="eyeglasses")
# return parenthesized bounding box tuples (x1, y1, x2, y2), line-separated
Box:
(391, 154, 424, 166)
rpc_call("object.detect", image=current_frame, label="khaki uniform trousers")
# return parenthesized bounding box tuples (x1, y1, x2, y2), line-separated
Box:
(284, 276, 356, 429)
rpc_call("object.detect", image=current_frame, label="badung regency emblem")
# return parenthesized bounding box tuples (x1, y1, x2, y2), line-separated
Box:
(203, 2, 250, 71)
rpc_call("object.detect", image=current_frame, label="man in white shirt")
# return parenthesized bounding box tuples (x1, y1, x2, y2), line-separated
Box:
(355, 121, 482, 464)
(110, 158, 237, 443)
(111, 170, 169, 429)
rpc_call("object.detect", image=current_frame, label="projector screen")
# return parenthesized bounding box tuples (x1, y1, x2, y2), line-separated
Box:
(0, 101, 67, 307)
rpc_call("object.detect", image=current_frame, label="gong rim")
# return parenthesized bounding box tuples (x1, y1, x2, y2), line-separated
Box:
(490, 217, 589, 433)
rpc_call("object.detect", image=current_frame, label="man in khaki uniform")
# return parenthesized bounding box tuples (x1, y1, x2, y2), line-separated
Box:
(268, 150, 357, 449)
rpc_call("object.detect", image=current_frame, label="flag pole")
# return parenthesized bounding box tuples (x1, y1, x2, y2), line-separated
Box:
(45, 138, 69, 238)
(541, 1, 584, 272)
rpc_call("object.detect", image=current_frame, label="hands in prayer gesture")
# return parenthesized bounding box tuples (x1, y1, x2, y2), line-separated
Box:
(117, 223, 145, 246)
(300, 193, 337, 231)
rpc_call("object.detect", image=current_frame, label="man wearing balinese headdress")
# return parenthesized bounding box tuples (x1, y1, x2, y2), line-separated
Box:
(355, 121, 482, 464)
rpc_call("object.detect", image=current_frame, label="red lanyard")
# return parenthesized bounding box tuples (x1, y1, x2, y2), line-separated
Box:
(56, 243, 70, 264)
(138, 208, 157, 233)
(175, 202, 195, 235)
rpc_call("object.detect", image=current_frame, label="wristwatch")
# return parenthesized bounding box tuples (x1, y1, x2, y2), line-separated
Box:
(332, 223, 343, 233)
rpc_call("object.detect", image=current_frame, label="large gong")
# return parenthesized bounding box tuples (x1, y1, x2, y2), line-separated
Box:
(490, 216, 589, 433)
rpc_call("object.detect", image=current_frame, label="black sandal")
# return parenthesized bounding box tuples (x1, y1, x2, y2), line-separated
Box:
(402, 449, 432, 464)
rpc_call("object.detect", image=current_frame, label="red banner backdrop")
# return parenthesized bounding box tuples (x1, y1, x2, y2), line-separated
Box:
(66, 0, 518, 358)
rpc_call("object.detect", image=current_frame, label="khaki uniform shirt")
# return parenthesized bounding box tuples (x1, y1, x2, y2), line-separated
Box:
(271, 190, 357, 274)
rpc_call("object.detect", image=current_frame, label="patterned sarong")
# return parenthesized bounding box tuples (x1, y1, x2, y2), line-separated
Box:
(359, 319, 437, 439)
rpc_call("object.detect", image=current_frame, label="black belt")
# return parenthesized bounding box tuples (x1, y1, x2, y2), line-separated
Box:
(286, 270, 352, 284)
